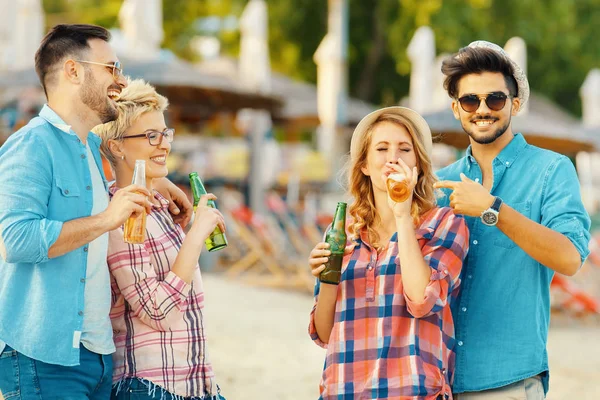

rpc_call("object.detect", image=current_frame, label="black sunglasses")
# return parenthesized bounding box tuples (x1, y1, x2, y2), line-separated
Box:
(121, 128, 175, 146)
(457, 92, 512, 113)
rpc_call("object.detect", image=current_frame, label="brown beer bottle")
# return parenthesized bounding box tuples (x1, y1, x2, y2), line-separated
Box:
(189, 172, 228, 252)
(386, 172, 411, 203)
(319, 202, 347, 285)
(123, 160, 147, 244)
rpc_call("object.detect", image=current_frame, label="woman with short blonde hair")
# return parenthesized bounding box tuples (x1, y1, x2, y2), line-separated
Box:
(94, 79, 226, 400)
(308, 107, 469, 399)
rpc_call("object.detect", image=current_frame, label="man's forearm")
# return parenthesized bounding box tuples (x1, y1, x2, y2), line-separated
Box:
(48, 214, 111, 259)
(497, 205, 582, 275)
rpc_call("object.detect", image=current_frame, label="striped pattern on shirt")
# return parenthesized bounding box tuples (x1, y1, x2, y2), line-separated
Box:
(108, 187, 217, 399)
(309, 207, 469, 400)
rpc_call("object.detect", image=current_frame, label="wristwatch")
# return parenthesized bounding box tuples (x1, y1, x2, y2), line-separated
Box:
(481, 196, 503, 226)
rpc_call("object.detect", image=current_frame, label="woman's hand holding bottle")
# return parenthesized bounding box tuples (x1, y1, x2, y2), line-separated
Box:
(189, 194, 226, 242)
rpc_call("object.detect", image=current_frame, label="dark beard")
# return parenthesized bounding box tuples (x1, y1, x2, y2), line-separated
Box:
(79, 71, 118, 124)
(463, 117, 510, 145)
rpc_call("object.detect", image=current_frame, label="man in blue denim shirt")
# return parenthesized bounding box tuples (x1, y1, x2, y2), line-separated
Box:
(0, 25, 192, 399)
(434, 41, 591, 399)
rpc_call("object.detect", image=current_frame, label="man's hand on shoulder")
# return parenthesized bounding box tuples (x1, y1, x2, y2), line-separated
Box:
(154, 177, 193, 228)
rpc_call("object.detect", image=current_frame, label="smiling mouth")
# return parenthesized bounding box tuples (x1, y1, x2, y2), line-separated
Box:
(150, 155, 167, 164)
(107, 89, 120, 101)
(472, 119, 496, 127)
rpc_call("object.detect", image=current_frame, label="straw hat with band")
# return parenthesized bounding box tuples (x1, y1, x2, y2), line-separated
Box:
(464, 40, 530, 111)
(350, 106, 433, 163)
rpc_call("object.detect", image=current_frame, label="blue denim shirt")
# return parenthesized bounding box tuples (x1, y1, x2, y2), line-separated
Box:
(0, 105, 108, 366)
(436, 134, 590, 394)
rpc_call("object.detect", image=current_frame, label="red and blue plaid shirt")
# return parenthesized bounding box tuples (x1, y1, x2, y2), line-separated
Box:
(107, 187, 218, 399)
(309, 207, 469, 399)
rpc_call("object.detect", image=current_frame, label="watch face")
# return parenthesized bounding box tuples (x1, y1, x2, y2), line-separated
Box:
(482, 211, 498, 225)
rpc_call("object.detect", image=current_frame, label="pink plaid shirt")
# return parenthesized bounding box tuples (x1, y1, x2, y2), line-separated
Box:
(309, 207, 469, 399)
(108, 187, 218, 398)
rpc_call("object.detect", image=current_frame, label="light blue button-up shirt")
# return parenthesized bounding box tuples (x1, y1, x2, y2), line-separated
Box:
(0, 105, 112, 366)
(436, 134, 590, 394)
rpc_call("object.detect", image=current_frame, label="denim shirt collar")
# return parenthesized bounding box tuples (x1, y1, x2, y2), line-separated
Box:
(465, 133, 528, 169)
(38, 104, 101, 147)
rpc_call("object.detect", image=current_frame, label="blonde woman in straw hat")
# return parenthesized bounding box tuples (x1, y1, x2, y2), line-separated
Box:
(308, 107, 469, 399)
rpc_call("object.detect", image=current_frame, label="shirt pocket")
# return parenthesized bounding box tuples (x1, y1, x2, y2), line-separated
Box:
(50, 177, 82, 218)
(493, 200, 531, 249)
(55, 177, 81, 198)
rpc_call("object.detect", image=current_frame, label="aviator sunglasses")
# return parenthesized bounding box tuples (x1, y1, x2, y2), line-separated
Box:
(457, 92, 512, 113)
(75, 60, 123, 81)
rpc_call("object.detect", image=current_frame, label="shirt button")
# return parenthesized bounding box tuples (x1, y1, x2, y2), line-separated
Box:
(458, 341, 464, 346)
(86, 186, 91, 190)
(81, 154, 86, 159)
(462, 307, 467, 312)
(78, 311, 83, 316)
(475, 178, 480, 183)
(367, 265, 373, 270)
(80, 278, 85, 283)
(468, 274, 473, 279)
(64, 189, 69, 195)
(473, 240, 478, 245)
(83, 246, 88, 252)
(505, 162, 510, 166)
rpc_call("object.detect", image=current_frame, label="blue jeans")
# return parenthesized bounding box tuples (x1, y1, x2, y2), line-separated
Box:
(0, 344, 112, 400)
(111, 378, 225, 400)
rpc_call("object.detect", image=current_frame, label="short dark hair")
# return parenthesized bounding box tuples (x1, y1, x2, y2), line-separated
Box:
(441, 46, 518, 99)
(34, 24, 111, 96)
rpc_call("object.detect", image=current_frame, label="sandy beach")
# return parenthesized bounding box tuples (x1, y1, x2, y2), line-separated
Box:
(201, 272, 600, 400)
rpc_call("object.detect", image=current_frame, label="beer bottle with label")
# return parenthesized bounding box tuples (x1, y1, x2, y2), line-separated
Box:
(319, 202, 347, 285)
(189, 172, 228, 252)
(123, 160, 147, 244)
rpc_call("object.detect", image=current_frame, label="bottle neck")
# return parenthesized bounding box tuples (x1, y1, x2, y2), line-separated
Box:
(332, 206, 347, 230)
(190, 180, 207, 205)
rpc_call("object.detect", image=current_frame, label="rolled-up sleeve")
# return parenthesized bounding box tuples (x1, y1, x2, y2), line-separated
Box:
(541, 156, 591, 265)
(107, 229, 192, 331)
(403, 210, 469, 318)
(0, 135, 63, 264)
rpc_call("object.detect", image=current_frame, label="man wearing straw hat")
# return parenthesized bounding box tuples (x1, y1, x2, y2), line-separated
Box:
(434, 41, 590, 399)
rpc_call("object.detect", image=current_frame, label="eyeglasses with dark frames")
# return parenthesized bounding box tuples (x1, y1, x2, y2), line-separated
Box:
(457, 92, 512, 113)
(75, 60, 124, 81)
(121, 128, 175, 146)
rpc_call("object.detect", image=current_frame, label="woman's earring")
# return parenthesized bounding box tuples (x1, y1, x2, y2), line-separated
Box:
(121, 155, 125, 160)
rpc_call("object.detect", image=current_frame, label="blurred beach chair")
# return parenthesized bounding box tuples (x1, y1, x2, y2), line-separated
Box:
(266, 192, 314, 259)
(550, 234, 600, 316)
(222, 202, 313, 291)
(551, 275, 600, 315)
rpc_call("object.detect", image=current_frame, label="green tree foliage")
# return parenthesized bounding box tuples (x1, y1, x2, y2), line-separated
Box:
(43, 0, 600, 115)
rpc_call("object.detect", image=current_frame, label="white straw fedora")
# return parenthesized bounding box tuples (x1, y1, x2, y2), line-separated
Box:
(466, 40, 530, 110)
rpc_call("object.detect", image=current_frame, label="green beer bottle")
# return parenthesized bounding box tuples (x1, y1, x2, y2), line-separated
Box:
(319, 202, 347, 285)
(189, 172, 228, 252)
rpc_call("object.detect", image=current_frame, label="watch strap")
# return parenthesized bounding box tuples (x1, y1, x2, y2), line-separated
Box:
(490, 196, 503, 212)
